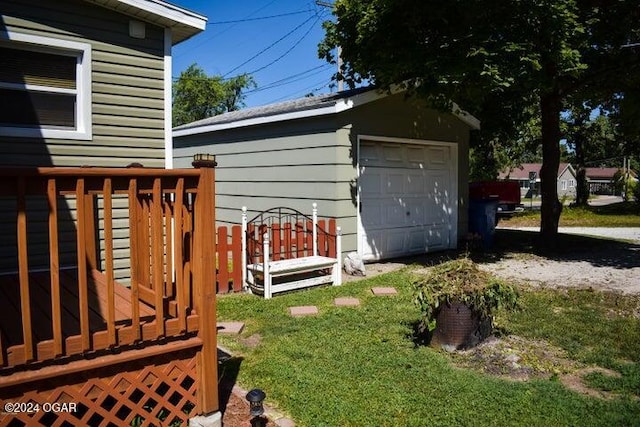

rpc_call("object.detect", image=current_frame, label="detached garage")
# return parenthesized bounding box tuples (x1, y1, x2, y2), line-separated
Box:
(173, 87, 479, 261)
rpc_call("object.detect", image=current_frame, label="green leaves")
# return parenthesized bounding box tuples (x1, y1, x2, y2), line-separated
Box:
(172, 64, 255, 127)
(412, 258, 519, 332)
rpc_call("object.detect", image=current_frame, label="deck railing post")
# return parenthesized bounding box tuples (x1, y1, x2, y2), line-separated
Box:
(83, 192, 98, 270)
(191, 159, 219, 416)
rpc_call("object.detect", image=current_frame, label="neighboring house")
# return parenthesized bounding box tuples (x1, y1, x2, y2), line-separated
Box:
(0, 0, 206, 279)
(174, 87, 480, 262)
(1, 2, 222, 427)
(584, 167, 638, 195)
(499, 163, 577, 199)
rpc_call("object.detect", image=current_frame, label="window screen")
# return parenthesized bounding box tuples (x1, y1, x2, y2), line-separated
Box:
(0, 46, 77, 129)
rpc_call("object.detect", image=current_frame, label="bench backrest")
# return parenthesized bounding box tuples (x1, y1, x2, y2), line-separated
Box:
(241, 204, 338, 265)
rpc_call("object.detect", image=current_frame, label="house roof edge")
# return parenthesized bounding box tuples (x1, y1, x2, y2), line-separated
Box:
(83, 0, 207, 44)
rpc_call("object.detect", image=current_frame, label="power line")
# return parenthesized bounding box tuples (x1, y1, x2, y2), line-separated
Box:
(171, 63, 331, 84)
(246, 64, 333, 93)
(265, 78, 333, 104)
(208, 10, 313, 25)
(244, 16, 321, 76)
(223, 14, 318, 77)
(175, 0, 282, 59)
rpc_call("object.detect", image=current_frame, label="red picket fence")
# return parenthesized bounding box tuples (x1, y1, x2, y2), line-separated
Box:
(215, 219, 338, 294)
(216, 225, 243, 293)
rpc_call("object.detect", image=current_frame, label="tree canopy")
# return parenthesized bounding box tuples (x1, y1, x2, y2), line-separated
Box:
(320, 0, 640, 242)
(172, 64, 255, 127)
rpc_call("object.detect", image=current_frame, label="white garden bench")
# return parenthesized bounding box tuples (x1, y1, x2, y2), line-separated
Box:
(241, 203, 342, 299)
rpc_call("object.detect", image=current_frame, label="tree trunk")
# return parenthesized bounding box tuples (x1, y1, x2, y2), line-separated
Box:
(539, 92, 563, 245)
(574, 123, 589, 206)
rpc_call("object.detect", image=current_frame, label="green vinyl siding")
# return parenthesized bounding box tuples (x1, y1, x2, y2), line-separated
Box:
(0, 0, 166, 168)
(0, 0, 169, 278)
(174, 121, 342, 225)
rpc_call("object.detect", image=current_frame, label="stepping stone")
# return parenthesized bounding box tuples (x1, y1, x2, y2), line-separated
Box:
(334, 297, 361, 307)
(371, 287, 398, 296)
(275, 418, 296, 427)
(217, 321, 245, 334)
(289, 306, 319, 317)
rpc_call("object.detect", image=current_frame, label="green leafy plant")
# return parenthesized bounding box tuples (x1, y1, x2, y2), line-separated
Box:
(412, 258, 519, 332)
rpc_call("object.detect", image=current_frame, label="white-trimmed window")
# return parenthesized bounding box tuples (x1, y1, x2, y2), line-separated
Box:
(0, 32, 92, 140)
(569, 179, 575, 188)
(561, 180, 567, 190)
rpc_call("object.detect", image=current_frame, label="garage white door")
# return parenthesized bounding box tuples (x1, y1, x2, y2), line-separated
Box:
(358, 139, 457, 261)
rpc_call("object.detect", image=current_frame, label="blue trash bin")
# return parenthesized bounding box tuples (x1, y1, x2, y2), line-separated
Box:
(468, 198, 499, 248)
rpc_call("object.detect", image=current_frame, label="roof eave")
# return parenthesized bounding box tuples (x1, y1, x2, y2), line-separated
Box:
(174, 89, 389, 137)
(83, 0, 207, 45)
(452, 104, 481, 130)
(174, 104, 339, 137)
(174, 87, 481, 137)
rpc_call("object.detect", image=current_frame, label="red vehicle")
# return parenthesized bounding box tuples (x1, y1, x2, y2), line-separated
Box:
(469, 180, 523, 219)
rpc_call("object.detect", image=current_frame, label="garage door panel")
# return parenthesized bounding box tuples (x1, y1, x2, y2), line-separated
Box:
(384, 202, 408, 227)
(382, 145, 405, 163)
(407, 147, 426, 165)
(406, 171, 426, 193)
(406, 199, 427, 225)
(360, 142, 380, 163)
(425, 226, 447, 249)
(387, 173, 405, 194)
(385, 230, 407, 257)
(362, 204, 383, 227)
(361, 169, 382, 196)
(426, 147, 449, 169)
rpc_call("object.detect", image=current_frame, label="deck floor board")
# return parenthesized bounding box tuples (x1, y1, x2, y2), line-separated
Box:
(0, 269, 156, 348)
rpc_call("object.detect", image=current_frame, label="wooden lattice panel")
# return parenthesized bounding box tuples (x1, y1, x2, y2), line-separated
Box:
(0, 348, 198, 427)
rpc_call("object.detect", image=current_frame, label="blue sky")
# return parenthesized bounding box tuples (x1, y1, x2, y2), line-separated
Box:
(172, 1, 338, 108)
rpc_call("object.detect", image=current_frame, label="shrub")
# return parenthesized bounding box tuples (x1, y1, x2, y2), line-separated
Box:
(631, 179, 640, 203)
(412, 258, 519, 332)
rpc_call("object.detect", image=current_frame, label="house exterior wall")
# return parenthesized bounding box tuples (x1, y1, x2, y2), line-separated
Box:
(0, 0, 168, 277)
(557, 167, 577, 199)
(1, 0, 167, 167)
(174, 92, 472, 256)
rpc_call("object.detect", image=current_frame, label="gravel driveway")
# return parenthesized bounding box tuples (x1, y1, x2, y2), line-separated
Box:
(347, 227, 640, 295)
(499, 226, 640, 243)
(480, 227, 640, 295)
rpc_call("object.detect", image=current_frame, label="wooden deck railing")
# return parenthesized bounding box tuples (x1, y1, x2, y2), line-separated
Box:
(0, 166, 217, 382)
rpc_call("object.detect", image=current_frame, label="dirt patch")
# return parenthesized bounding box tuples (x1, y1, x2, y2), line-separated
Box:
(453, 335, 579, 381)
(560, 367, 623, 400)
(240, 333, 263, 349)
(451, 335, 636, 400)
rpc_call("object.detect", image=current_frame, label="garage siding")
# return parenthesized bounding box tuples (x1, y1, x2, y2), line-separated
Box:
(173, 118, 349, 226)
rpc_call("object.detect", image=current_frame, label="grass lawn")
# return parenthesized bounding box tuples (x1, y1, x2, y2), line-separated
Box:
(502, 202, 640, 227)
(217, 269, 640, 426)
